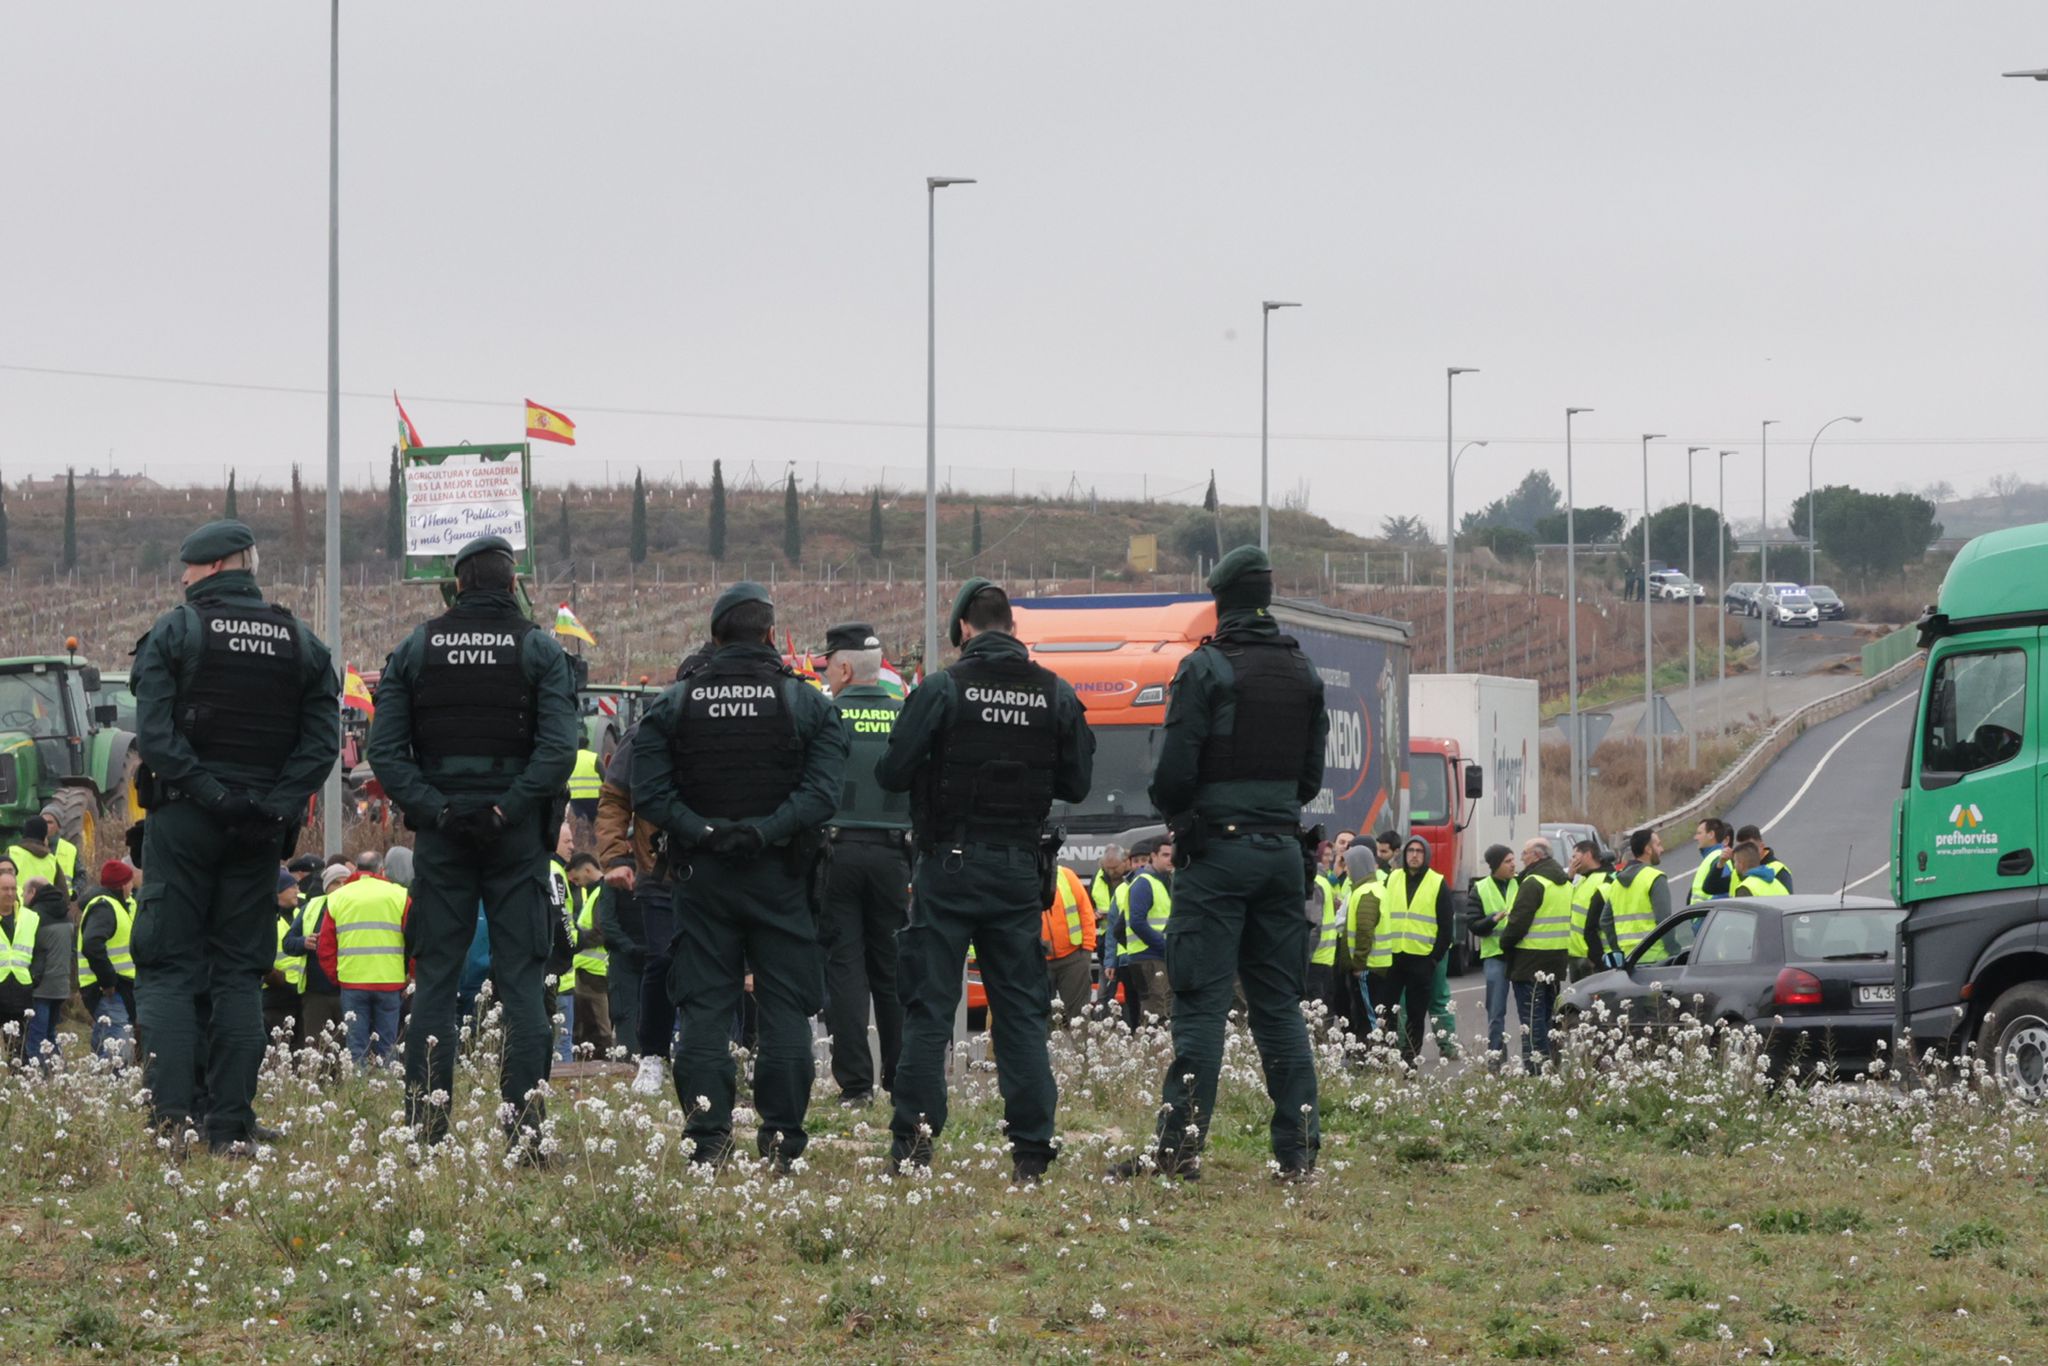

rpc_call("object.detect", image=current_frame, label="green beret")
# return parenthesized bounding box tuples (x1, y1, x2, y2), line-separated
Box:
(948, 577, 1003, 648)
(1206, 544, 1272, 594)
(178, 519, 255, 565)
(451, 534, 515, 571)
(824, 622, 879, 655)
(711, 580, 774, 634)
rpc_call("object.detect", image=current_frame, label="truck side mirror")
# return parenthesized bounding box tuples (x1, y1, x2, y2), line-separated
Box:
(1463, 763, 1485, 801)
(79, 666, 102, 693)
(92, 704, 118, 727)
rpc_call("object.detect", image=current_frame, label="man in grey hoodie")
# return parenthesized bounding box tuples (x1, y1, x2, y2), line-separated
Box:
(25, 877, 73, 1061)
(1379, 836, 1458, 1063)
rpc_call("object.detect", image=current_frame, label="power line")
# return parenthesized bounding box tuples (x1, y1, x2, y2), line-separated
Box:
(5, 360, 2046, 449)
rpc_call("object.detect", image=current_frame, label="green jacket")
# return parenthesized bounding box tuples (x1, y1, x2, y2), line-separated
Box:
(632, 642, 849, 848)
(365, 590, 580, 826)
(1148, 609, 1329, 828)
(132, 570, 339, 813)
(874, 631, 1094, 820)
(831, 682, 911, 830)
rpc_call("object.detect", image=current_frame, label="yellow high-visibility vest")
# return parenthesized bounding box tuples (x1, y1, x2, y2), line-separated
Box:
(1736, 873, 1788, 898)
(1474, 876, 1517, 960)
(326, 877, 408, 988)
(0, 908, 42, 985)
(1379, 867, 1444, 959)
(1116, 870, 1173, 957)
(1351, 878, 1388, 970)
(571, 885, 608, 979)
(274, 916, 307, 991)
(1569, 870, 1610, 959)
(568, 749, 603, 801)
(550, 859, 577, 991)
(1518, 872, 1574, 952)
(76, 893, 136, 987)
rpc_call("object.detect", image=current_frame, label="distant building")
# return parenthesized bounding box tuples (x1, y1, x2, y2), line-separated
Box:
(21, 467, 161, 493)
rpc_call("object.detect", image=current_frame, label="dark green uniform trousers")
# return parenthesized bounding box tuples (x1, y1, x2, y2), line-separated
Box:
(667, 854, 822, 1163)
(404, 826, 554, 1142)
(1154, 834, 1319, 1169)
(820, 837, 911, 1097)
(131, 799, 281, 1142)
(891, 843, 1056, 1167)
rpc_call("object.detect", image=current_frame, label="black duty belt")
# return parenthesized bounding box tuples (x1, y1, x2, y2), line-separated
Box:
(1213, 823, 1300, 839)
(830, 827, 911, 849)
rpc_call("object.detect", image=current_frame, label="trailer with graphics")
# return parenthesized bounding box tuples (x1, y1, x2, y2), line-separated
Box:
(1009, 593, 1412, 877)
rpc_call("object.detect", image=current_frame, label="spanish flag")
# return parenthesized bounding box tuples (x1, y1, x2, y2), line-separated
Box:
(525, 398, 576, 446)
(554, 602, 596, 645)
(394, 392, 424, 451)
(342, 665, 375, 716)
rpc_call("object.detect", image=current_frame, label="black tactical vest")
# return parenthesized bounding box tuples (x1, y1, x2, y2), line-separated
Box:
(178, 600, 305, 774)
(833, 690, 910, 828)
(668, 651, 804, 820)
(411, 608, 538, 762)
(927, 653, 1059, 844)
(1195, 632, 1319, 785)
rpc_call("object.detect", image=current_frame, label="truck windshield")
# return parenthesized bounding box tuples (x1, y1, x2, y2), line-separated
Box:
(1923, 648, 2026, 777)
(1408, 756, 1449, 824)
(1048, 725, 1162, 832)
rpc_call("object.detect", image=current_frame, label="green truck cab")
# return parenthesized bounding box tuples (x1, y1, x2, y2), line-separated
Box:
(1896, 524, 2048, 1084)
(0, 653, 137, 851)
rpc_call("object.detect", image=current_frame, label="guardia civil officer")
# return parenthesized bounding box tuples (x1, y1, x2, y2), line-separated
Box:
(818, 622, 913, 1106)
(366, 535, 579, 1155)
(633, 583, 848, 1170)
(130, 519, 338, 1153)
(876, 578, 1093, 1183)
(1123, 546, 1328, 1181)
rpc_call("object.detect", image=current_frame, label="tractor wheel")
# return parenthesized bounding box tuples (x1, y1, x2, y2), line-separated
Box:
(45, 786, 97, 862)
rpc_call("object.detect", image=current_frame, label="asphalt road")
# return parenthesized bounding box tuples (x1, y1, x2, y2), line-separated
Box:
(1444, 675, 1919, 1046)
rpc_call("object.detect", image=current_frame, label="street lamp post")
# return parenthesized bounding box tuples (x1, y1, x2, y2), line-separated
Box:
(1260, 301, 1300, 552)
(1805, 415, 1863, 584)
(924, 176, 975, 676)
(321, 0, 342, 859)
(1444, 366, 1479, 671)
(1685, 447, 1707, 768)
(1565, 407, 1593, 813)
(1760, 419, 1779, 717)
(1717, 450, 1736, 735)
(1641, 433, 1665, 811)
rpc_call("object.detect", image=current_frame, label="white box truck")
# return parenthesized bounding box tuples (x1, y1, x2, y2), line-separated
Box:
(1407, 673, 1542, 970)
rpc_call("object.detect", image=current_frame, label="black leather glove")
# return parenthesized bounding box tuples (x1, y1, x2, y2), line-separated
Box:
(439, 801, 506, 849)
(214, 791, 286, 851)
(705, 825, 765, 860)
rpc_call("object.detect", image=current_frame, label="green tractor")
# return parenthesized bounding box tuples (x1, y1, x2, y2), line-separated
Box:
(0, 650, 138, 856)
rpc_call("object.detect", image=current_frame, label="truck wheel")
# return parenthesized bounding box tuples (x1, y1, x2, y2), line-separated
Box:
(44, 786, 97, 862)
(1977, 982, 2048, 1095)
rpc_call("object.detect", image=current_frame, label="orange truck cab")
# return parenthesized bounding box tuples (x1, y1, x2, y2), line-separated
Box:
(1009, 592, 1413, 878)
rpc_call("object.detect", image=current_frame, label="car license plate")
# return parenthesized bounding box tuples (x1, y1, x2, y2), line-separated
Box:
(1856, 984, 1895, 1006)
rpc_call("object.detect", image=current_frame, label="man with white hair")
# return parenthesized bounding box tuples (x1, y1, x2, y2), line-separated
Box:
(1498, 836, 1572, 1068)
(283, 862, 356, 1050)
(817, 622, 913, 1107)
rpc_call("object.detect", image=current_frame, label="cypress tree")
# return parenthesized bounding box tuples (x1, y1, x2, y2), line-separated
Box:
(708, 460, 728, 562)
(0, 472, 11, 571)
(1203, 470, 1218, 513)
(868, 487, 884, 559)
(783, 472, 802, 561)
(385, 446, 405, 558)
(290, 462, 308, 567)
(62, 468, 77, 574)
(225, 468, 238, 519)
(630, 469, 649, 564)
(971, 504, 983, 557)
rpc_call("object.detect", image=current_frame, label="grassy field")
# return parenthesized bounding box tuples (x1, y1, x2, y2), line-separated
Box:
(2, 1008, 2044, 1362)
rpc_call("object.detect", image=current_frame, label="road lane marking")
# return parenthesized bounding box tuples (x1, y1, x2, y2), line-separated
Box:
(1839, 865, 1888, 894)
(1760, 692, 1916, 832)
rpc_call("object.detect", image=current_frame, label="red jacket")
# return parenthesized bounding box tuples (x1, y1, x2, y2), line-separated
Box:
(315, 871, 412, 991)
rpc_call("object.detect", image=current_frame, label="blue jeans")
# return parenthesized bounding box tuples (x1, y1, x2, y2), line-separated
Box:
(27, 1001, 62, 1060)
(1482, 956, 1511, 1056)
(341, 989, 401, 1066)
(555, 991, 576, 1063)
(1511, 977, 1554, 1064)
(88, 988, 133, 1058)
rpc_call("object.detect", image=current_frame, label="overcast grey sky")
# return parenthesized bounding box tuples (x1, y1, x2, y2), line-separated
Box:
(6, 2, 2046, 535)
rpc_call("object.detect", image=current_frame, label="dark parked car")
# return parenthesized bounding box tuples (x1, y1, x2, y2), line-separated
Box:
(1723, 581, 1760, 613)
(1554, 896, 1903, 1076)
(1540, 820, 1613, 864)
(1805, 584, 1847, 620)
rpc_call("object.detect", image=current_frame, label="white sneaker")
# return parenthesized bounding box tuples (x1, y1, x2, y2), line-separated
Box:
(631, 1056, 666, 1096)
